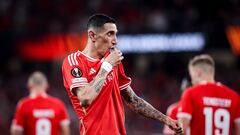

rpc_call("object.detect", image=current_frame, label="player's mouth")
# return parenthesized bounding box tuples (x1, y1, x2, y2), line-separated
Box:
(109, 47, 115, 52)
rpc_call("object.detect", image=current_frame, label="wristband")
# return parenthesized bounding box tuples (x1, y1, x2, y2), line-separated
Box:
(101, 61, 113, 72)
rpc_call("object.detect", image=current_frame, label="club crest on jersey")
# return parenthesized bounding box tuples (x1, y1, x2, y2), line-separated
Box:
(71, 67, 82, 78)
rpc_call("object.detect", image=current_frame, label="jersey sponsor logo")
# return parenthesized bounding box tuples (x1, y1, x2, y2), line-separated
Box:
(71, 67, 82, 78)
(203, 97, 231, 107)
(89, 68, 96, 75)
(33, 109, 55, 118)
(103, 72, 114, 87)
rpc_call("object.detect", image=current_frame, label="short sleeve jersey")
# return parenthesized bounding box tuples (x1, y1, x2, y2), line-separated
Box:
(12, 95, 69, 135)
(62, 51, 131, 135)
(177, 82, 240, 135)
(163, 102, 179, 135)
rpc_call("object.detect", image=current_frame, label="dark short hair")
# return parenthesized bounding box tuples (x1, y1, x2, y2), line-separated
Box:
(87, 14, 116, 30)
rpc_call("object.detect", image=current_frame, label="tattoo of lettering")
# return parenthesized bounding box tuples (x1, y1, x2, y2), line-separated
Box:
(121, 87, 167, 123)
(90, 68, 108, 93)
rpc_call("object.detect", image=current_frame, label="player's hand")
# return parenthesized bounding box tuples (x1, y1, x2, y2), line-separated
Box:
(166, 118, 184, 135)
(104, 48, 123, 67)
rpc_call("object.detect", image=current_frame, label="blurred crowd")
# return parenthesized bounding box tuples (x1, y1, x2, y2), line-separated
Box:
(1, 0, 240, 134)
(1, 0, 240, 66)
(0, 0, 240, 39)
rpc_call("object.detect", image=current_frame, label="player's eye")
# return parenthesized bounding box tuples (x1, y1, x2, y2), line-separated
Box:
(107, 31, 114, 36)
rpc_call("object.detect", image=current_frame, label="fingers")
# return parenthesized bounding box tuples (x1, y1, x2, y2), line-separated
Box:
(105, 48, 123, 67)
(174, 127, 184, 135)
(120, 56, 124, 61)
(111, 49, 123, 59)
(112, 49, 122, 55)
(167, 120, 183, 135)
(174, 122, 184, 135)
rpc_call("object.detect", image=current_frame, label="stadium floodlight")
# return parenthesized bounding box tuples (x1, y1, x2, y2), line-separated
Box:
(117, 33, 205, 53)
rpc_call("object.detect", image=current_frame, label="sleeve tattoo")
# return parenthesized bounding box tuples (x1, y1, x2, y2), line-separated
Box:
(89, 68, 108, 93)
(121, 86, 168, 123)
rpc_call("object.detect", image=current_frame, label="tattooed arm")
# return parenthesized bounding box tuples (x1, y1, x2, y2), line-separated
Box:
(121, 86, 183, 134)
(72, 49, 123, 107)
(72, 68, 109, 107)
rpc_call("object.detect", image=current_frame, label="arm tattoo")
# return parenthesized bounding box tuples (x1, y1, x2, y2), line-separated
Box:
(89, 68, 108, 93)
(121, 86, 167, 123)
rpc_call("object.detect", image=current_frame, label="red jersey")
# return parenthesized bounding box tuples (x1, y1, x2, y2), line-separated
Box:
(163, 102, 179, 134)
(11, 94, 69, 135)
(177, 82, 240, 135)
(62, 51, 131, 135)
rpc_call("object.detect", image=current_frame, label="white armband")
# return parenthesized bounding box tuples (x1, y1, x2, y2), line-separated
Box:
(101, 62, 113, 72)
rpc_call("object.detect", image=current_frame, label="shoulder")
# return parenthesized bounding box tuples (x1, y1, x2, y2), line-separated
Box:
(62, 51, 82, 67)
(16, 97, 31, 109)
(182, 86, 195, 95)
(166, 102, 179, 115)
(219, 83, 239, 98)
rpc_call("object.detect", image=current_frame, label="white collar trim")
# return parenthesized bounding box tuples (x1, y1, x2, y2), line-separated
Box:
(78, 51, 99, 62)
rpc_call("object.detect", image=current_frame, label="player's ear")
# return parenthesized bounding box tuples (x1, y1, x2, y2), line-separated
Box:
(88, 30, 96, 42)
(27, 83, 32, 91)
(196, 68, 202, 77)
(27, 79, 32, 90)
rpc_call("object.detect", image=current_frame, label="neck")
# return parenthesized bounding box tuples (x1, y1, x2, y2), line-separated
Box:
(83, 40, 101, 59)
(197, 77, 215, 84)
(30, 89, 47, 98)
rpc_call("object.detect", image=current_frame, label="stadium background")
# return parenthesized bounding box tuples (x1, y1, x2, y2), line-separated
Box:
(0, 0, 240, 134)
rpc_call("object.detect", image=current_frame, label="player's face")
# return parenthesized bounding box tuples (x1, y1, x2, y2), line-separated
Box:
(94, 23, 118, 57)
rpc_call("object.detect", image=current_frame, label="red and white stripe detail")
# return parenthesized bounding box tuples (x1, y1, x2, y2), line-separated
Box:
(67, 52, 80, 66)
(60, 119, 70, 126)
(79, 51, 98, 62)
(235, 118, 240, 124)
(70, 82, 88, 90)
(119, 80, 131, 90)
(71, 77, 87, 83)
(177, 112, 192, 120)
(11, 123, 24, 131)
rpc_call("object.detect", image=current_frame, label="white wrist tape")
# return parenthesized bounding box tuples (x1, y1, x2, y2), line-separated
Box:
(101, 62, 113, 72)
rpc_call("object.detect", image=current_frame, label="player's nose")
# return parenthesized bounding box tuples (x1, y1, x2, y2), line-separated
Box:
(112, 35, 117, 45)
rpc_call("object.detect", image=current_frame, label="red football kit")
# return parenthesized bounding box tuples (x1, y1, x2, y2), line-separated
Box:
(166, 102, 179, 120)
(178, 82, 240, 135)
(163, 102, 179, 134)
(12, 94, 70, 135)
(62, 51, 131, 135)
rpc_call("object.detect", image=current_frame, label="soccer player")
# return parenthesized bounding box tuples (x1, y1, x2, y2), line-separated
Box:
(163, 78, 190, 135)
(11, 71, 70, 135)
(62, 14, 183, 135)
(177, 54, 240, 135)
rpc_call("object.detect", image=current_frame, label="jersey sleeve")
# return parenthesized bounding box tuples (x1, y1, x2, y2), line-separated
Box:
(11, 101, 25, 131)
(62, 54, 88, 94)
(58, 101, 70, 126)
(177, 89, 193, 120)
(166, 103, 179, 120)
(118, 63, 131, 90)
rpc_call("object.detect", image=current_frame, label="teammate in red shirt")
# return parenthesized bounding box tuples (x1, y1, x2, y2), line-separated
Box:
(62, 14, 183, 135)
(163, 78, 190, 135)
(11, 71, 70, 135)
(163, 102, 180, 134)
(177, 54, 240, 135)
